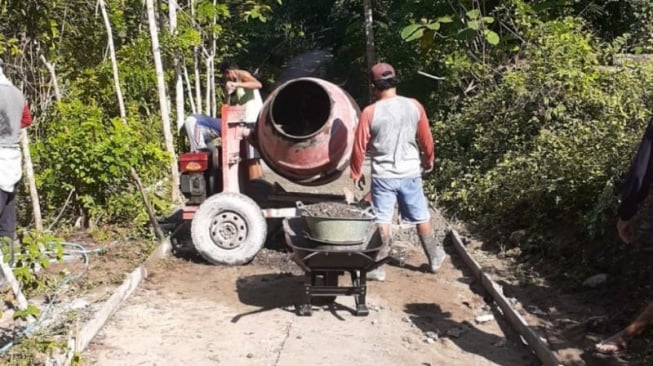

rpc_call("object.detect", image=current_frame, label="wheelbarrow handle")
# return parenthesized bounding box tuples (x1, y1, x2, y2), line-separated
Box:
(365, 256, 392, 272)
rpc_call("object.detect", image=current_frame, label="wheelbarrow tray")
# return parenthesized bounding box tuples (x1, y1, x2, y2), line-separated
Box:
(282, 217, 390, 316)
(283, 217, 384, 271)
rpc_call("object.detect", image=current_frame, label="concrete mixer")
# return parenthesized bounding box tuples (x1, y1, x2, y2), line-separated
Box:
(177, 78, 361, 265)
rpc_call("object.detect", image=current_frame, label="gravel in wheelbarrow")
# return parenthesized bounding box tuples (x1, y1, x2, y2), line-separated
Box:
(282, 217, 390, 316)
(296, 201, 375, 244)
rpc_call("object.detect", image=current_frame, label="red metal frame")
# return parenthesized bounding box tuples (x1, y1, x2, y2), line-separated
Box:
(181, 105, 248, 221)
(220, 104, 248, 193)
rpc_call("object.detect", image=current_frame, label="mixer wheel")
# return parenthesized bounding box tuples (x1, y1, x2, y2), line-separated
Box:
(191, 192, 267, 265)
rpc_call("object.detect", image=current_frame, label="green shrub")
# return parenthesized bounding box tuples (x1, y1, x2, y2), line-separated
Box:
(428, 18, 653, 250)
(32, 99, 168, 227)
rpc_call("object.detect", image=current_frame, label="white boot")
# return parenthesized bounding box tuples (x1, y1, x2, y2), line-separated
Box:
(366, 267, 386, 281)
(419, 231, 447, 273)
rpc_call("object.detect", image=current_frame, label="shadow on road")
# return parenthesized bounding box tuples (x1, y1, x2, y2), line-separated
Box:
(233, 272, 376, 322)
(404, 302, 538, 366)
(231, 273, 301, 323)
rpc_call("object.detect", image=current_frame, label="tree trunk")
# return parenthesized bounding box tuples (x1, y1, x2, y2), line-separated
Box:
(205, 53, 213, 116)
(194, 49, 202, 114)
(146, 0, 181, 202)
(211, 0, 218, 117)
(99, 0, 127, 120)
(169, 0, 185, 132)
(39, 55, 61, 101)
(191, 0, 202, 114)
(183, 64, 197, 114)
(363, 0, 376, 103)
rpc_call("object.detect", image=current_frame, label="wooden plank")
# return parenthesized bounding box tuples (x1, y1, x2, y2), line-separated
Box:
(67, 236, 171, 361)
(450, 229, 562, 366)
(0, 252, 29, 312)
(74, 266, 144, 352)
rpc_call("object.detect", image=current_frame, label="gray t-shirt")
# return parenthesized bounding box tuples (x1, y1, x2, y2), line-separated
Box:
(368, 96, 422, 178)
(0, 83, 25, 146)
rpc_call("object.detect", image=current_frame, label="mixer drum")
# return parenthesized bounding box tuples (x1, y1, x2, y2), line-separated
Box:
(256, 77, 361, 185)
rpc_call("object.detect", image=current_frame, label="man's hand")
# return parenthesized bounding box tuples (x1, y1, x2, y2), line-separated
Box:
(225, 81, 237, 94)
(617, 218, 634, 244)
(422, 161, 434, 174)
(352, 174, 366, 191)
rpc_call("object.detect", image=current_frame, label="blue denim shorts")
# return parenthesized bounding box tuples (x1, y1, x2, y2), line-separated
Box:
(371, 176, 430, 224)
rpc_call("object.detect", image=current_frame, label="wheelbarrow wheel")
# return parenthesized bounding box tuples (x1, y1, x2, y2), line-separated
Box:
(191, 192, 267, 265)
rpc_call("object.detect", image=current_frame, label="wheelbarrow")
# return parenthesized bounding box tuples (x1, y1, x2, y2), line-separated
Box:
(282, 217, 390, 316)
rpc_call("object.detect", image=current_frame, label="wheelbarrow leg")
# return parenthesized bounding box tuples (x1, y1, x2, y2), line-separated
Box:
(350, 270, 369, 316)
(297, 271, 313, 316)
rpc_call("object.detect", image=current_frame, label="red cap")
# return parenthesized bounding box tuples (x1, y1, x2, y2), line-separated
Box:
(370, 62, 396, 82)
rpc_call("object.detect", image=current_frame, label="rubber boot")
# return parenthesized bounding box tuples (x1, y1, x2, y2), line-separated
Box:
(367, 233, 391, 282)
(419, 230, 447, 273)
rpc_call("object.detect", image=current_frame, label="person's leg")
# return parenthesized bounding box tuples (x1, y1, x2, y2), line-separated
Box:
(397, 176, 446, 273)
(243, 124, 263, 180)
(368, 178, 398, 281)
(371, 177, 397, 239)
(596, 301, 653, 353)
(0, 189, 16, 242)
(183, 114, 221, 152)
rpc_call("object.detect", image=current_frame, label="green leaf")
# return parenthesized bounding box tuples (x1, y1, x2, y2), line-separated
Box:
(437, 16, 454, 23)
(466, 9, 481, 19)
(401, 23, 423, 40)
(405, 28, 425, 42)
(425, 22, 441, 31)
(467, 20, 480, 30)
(482, 16, 494, 24)
(484, 30, 500, 45)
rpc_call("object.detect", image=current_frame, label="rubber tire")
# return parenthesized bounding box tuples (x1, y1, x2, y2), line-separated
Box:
(191, 192, 267, 265)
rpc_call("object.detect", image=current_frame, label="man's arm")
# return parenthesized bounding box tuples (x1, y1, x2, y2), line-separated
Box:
(20, 103, 32, 129)
(231, 70, 262, 90)
(350, 106, 374, 180)
(618, 119, 653, 220)
(616, 118, 653, 243)
(413, 100, 434, 172)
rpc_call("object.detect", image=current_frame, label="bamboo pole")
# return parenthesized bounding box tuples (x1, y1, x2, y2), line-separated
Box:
(20, 132, 42, 232)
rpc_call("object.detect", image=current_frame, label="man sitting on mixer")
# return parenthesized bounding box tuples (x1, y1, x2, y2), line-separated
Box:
(180, 61, 263, 152)
(350, 62, 447, 281)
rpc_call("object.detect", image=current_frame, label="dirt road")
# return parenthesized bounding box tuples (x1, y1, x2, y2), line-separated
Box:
(84, 165, 537, 366)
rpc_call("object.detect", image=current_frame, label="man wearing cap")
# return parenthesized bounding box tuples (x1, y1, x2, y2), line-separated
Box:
(350, 62, 446, 280)
(0, 62, 33, 246)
